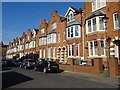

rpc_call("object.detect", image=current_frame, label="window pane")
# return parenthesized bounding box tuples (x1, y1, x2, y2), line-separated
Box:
(69, 45, 71, 56)
(114, 13, 119, 28)
(100, 40, 105, 55)
(72, 45, 74, 56)
(92, 1, 96, 11)
(71, 27, 73, 37)
(68, 28, 70, 38)
(75, 26, 79, 36)
(94, 41, 98, 55)
(92, 18, 96, 31)
(99, 17, 104, 30)
(90, 42, 93, 55)
(76, 44, 79, 56)
(88, 20, 91, 32)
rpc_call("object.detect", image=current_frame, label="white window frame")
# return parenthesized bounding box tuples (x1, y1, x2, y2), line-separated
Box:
(113, 13, 119, 30)
(86, 16, 105, 34)
(52, 22, 57, 30)
(68, 44, 74, 57)
(39, 49, 42, 58)
(67, 10, 75, 23)
(43, 49, 45, 58)
(41, 28, 45, 34)
(66, 25, 80, 39)
(100, 40, 106, 56)
(92, 0, 106, 12)
(88, 40, 98, 57)
(75, 44, 79, 57)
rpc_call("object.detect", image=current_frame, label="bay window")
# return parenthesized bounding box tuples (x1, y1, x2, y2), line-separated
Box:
(75, 25, 79, 36)
(71, 27, 73, 37)
(86, 16, 105, 34)
(92, 18, 97, 31)
(99, 17, 104, 30)
(39, 37, 46, 45)
(47, 33, 56, 44)
(88, 20, 91, 32)
(67, 28, 70, 38)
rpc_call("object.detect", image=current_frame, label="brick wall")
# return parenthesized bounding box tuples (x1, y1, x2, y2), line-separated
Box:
(109, 57, 119, 77)
(59, 58, 103, 76)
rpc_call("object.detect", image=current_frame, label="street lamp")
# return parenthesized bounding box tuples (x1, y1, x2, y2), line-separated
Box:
(102, 15, 110, 77)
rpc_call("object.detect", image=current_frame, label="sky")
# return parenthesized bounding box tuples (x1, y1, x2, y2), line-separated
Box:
(2, 2, 84, 45)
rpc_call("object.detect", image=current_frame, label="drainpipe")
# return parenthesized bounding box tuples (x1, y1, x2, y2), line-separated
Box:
(80, 9, 85, 61)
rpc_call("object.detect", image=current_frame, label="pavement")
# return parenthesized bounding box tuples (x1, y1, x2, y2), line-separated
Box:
(60, 70, 120, 88)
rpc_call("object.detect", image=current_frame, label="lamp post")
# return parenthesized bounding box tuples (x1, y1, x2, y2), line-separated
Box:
(102, 15, 110, 77)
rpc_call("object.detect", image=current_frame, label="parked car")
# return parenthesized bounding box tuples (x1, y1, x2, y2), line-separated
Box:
(34, 60, 59, 73)
(19, 59, 36, 69)
(1, 59, 11, 67)
(10, 60, 21, 67)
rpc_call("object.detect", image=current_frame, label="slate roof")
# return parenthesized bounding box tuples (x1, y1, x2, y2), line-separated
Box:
(67, 20, 81, 27)
(39, 34, 47, 38)
(86, 10, 106, 20)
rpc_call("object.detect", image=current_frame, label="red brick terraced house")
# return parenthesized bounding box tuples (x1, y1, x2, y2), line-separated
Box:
(36, 19, 48, 60)
(83, 1, 120, 66)
(6, 1, 120, 77)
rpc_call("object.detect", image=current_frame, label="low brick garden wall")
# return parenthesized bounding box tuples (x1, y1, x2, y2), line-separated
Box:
(59, 58, 103, 76)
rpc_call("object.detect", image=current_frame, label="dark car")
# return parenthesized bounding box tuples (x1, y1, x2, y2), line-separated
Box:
(10, 60, 22, 67)
(2, 59, 11, 67)
(19, 59, 36, 69)
(34, 60, 59, 73)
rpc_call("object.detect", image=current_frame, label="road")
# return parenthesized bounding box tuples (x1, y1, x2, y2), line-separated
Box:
(2, 67, 118, 89)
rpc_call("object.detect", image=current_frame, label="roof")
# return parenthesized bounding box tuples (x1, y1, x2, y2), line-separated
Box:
(65, 6, 83, 17)
(67, 20, 81, 27)
(86, 10, 106, 20)
(48, 29, 56, 34)
(39, 34, 47, 38)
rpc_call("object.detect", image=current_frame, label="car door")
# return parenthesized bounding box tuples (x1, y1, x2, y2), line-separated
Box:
(38, 61, 48, 71)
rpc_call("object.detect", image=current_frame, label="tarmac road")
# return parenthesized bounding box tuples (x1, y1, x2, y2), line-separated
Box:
(2, 67, 118, 89)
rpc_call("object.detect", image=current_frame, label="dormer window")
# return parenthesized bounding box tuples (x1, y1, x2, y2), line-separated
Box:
(52, 22, 57, 30)
(67, 11, 74, 22)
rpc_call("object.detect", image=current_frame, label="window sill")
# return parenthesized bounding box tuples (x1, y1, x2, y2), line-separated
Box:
(67, 56, 74, 58)
(113, 28, 120, 31)
(67, 37, 80, 40)
(86, 30, 106, 35)
(88, 55, 107, 58)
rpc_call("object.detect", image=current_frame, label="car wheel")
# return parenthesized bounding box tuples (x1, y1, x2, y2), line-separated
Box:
(43, 68, 47, 73)
(20, 65, 22, 68)
(24, 66, 27, 69)
(34, 67, 37, 71)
